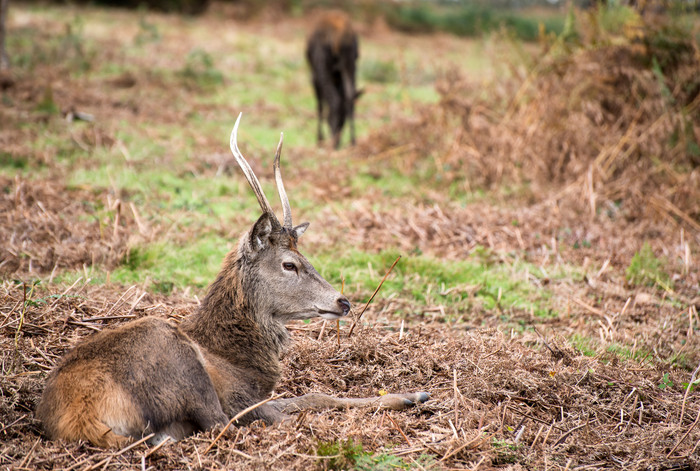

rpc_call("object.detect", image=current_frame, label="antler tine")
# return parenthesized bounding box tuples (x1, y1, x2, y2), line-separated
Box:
(273, 132, 293, 229)
(230, 113, 279, 225)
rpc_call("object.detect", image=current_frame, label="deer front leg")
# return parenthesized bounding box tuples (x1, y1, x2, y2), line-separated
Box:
(235, 392, 429, 425)
(268, 391, 430, 416)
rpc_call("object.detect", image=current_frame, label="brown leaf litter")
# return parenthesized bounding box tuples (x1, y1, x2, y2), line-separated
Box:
(1, 281, 699, 470)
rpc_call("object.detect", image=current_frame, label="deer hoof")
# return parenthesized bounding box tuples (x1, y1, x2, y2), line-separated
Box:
(401, 392, 430, 407)
(415, 392, 430, 403)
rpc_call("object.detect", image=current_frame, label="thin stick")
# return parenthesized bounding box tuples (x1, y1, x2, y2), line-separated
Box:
(84, 433, 155, 471)
(542, 419, 556, 447)
(386, 414, 412, 447)
(440, 433, 486, 462)
(126, 291, 148, 317)
(667, 407, 700, 458)
(18, 437, 40, 469)
(680, 360, 700, 426)
(453, 369, 460, 429)
(572, 297, 606, 318)
(317, 320, 327, 340)
(50, 277, 83, 309)
(348, 256, 401, 337)
(204, 394, 282, 454)
(144, 436, 173, 458)
(533, 327, 557, 356)
(553, 423, 587, 447)
(0, 414, 26, 434)
(530, 423, 545, 450)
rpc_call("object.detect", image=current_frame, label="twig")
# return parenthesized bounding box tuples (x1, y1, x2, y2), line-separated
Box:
(679, 360, 700, 426)
(510, 407, 566, 432)
(0, 297, 22, 330)
(49, 277, 83, 310)
(129, 202, 150, 237)
(542, 419, 556, 447)
(649, 195, 700, 233)
(453, 369, 460, 429)
(667, 407, 700, 458)
(104, 285, 137, 317)
(386, 414, 412, 447)
(317, 320, 327, 340)
(470, 456, 486, 471)
(143, 436, 172, 458)
(553, 422, 587, 447)
(533, 327, 557, 356)
(336, 319, 340, 349)
(80, 314, 137, 322)
(530, 423, 545, 450)
(126, 291, 148, 317)
(204, 394, 282, 454)
(84, 433, 155, 471)
(17, 437, 40, 469)
(0, 414, 27, 434)
(572, 297, 606, 318)
(440, 433, 486, 462)
(348, 256, 401, 337)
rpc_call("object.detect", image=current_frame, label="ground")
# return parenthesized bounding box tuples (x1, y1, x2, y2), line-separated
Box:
(1, 3, 699, 470)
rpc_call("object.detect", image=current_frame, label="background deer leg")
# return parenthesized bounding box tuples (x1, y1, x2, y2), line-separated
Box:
(349, 109, 356, 146)
(313, 78, 324, 143)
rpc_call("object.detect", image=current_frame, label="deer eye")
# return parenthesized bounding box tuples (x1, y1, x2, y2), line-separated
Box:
(282, 262, 297, 273)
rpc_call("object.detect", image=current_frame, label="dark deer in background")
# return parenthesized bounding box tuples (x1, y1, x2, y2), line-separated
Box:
(306, 10, 362, 149)
(36, 114, 429, 447)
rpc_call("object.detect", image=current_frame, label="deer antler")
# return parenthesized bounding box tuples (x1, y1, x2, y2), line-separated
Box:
(230, 113, 280, 227)
(273, 133, 293, 229)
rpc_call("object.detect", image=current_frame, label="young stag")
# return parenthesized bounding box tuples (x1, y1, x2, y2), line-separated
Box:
(36, 114, 429, 448)
(306, 10, 362, 149)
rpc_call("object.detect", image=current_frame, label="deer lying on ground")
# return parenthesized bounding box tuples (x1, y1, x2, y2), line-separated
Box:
(36, 114, 429, 447)
(306, 10, 362, 149)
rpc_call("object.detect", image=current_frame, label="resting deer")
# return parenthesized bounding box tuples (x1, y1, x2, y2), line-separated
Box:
(306, 10, 362, 149)
(36, 114, 429, 448)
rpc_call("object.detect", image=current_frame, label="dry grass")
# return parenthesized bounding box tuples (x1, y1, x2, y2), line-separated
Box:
(0, 176, 131, 278)
(1, 4, 699, 470)
(2, 281, 699, 470)
(359, 15, 700, 245)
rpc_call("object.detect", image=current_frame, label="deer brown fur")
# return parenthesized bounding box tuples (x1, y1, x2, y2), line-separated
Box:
(306, 10, 362, 149)
(36, 114, 429, 447)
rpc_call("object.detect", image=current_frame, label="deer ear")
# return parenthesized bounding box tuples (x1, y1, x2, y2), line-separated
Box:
(293, 222, 310, 238)
(354, 88, 365, 101)
(249, 213, 274, 252)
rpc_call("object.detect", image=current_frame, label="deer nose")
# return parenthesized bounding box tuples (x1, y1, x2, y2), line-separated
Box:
(337, 297, 351, 316)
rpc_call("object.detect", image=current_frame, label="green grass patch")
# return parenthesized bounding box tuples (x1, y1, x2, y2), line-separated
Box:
(311, 248, 554, 321)
(0, 152, 30, 170)
(626, 242, 673, 290)
(315, 439, 437, 470)
(114, 236, 230, 290)
(384, 3, 564, 42)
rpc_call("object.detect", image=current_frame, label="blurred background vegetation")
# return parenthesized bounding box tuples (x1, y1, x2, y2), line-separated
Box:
(21, 0, 696, 41)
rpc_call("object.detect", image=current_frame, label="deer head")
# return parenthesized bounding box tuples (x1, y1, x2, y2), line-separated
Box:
(229, 113, 351, 323)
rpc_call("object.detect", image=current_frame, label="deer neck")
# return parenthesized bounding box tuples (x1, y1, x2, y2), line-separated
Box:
(180, 256, 288, 385)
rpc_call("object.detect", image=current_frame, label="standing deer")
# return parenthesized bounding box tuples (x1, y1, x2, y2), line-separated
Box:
(36, 114, 429, 447)
(306, 10, 362, 149)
